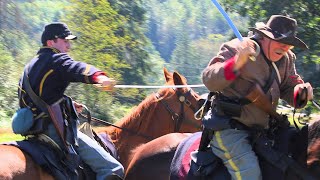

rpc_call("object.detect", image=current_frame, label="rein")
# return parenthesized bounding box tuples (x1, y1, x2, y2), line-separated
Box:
(292, 88, 320, 128)
(78, 113, 153, 140)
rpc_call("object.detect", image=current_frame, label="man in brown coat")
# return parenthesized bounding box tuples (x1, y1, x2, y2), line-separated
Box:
(202, 15, 313, 180)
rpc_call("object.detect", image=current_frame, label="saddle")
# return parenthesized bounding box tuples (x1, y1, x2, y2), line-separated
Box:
(3, 136, 77, 180)
(170, 126, 314, 180)
(3, 122, 117, 180)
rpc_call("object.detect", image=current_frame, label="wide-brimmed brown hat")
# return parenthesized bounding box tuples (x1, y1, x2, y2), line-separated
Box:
(249, 15, 308, 49)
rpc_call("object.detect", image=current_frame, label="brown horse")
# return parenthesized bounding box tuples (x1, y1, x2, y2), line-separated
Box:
(0, 68, 203, 179)
(95, 68, 203, 170)
(125, 120, 320, 180)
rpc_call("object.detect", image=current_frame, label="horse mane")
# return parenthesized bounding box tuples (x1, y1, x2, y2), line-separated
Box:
(113, 86, 178, 134)
(97, 92, 158, 139)
(308, 119, 320, 167)
(308, 140, 320, 165)
(308, 119, 320, 145)
(117, 94, 158, 129)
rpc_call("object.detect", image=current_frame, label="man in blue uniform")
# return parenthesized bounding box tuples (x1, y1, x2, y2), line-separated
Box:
(18, 22, 124, 180)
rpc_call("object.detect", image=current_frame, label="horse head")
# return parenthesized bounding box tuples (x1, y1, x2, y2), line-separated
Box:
(153, 67, 202, 134)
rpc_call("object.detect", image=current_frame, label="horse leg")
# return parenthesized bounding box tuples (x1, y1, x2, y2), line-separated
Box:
(0, 145, 54, 180)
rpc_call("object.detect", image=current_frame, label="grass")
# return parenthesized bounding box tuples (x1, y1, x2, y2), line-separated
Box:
(0, 128, 24, 143)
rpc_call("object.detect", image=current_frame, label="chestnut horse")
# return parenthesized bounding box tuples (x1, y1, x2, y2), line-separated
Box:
(0, 68, 203, 179)
(125, 119, 320, 180)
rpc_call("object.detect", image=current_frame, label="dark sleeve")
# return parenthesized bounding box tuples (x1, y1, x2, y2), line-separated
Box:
(53, 53, 104, 84)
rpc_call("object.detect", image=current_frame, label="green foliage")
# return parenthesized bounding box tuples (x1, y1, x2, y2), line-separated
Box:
(145, 0, 242, 92)
(64, 0, 129, 78)
(61, 0, 155, 119)
(0, 109, 12, 128)
(0, 133, 24, 143)
(0, 36, 20, 113)
(15, 0, 70, 32)
(145, 0, 242, 62)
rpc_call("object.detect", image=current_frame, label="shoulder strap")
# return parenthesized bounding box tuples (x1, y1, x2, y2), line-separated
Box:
(262, 59, 276, 94)
(22, 66, 50, 114)
(238, 64, 276, 105)
(251, 38, 280, 93)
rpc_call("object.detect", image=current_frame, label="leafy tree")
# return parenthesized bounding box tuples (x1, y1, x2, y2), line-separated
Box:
(145, 0, 244, 95)
(0, 0, 38, 123)
(61, 0, 155, 121)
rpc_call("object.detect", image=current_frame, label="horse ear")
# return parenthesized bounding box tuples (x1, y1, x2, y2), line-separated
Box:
(173, 71, 187, 85)
(163, 67, 172, 82)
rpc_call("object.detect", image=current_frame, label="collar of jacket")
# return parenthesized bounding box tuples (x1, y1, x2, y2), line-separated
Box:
(38, 46, 61, 54)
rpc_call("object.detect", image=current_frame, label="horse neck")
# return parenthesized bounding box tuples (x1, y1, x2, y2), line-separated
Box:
(106, 94, 159, 168)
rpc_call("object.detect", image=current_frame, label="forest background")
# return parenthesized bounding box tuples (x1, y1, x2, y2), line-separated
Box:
(0, 0, 319, 129)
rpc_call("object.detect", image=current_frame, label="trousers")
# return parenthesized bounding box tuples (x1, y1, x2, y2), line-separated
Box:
(45, 124, 124, 180)
(210, 128, 262, 180)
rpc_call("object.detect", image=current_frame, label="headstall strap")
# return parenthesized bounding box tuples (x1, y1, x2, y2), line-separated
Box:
(155, 88, 198, 132)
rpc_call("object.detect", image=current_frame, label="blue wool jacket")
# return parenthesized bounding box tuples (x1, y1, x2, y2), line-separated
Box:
(19, 47, 103, 116)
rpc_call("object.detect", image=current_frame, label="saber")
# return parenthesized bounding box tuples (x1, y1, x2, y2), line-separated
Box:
(114, 84, 205, 89)
(94, 84, 205, 89)
(210, 0, 259, 61)
(211, 0, 243, 41)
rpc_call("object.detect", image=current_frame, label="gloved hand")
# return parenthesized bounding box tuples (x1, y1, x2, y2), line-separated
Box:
(95, 75, 117, 91)
(73, 101, 84, 113)
(233, 39, 260, 73)
(294, 82, 313, 108)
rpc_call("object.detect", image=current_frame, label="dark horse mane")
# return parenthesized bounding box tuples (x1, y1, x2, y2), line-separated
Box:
(308, 119, 320, 176)
(308, 119, 320, 145)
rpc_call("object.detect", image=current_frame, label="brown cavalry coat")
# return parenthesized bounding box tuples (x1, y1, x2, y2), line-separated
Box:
(202, 38, 303, 128)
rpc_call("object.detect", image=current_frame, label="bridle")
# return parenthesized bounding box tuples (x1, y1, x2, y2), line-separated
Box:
(155, 88, 201, 132)
(80, 88, 201, 140)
